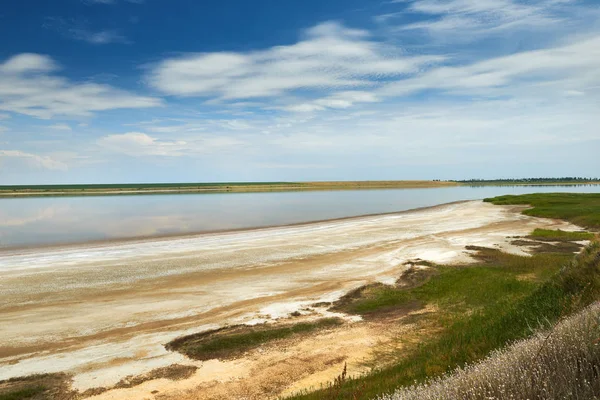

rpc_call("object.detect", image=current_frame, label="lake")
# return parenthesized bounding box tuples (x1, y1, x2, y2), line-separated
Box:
(2, 185, 600, 249)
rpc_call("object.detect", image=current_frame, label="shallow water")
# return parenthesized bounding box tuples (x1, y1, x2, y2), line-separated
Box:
(2, 185, 599, 248)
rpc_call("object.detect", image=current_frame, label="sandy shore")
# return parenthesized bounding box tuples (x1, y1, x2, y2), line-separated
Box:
(0, 200, 583, 398)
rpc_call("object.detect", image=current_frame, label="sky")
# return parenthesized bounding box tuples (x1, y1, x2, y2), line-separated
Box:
(0, 0, 599, 184)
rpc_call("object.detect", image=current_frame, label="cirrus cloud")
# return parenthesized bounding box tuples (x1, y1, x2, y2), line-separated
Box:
(0, 150, 68, 171)
(98, 132, 187, 157)
(148, 22, 444, 101)
(0, 53, 162, 119)
(98, 132, 245, 157)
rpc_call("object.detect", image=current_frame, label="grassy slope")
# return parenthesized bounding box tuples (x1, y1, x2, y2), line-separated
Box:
(287, 194, 600, 400)
(289, 250, 583, 399)
(336, 252, 569, 318)
(485, 192, 600, 230)
(381, 302, 600, 400)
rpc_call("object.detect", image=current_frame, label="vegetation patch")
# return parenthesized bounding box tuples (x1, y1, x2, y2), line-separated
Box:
(484, 192, 600, 230)
(333, 248, 571, 320)
(522, 240, 585, 254)
(380, 302, 600, 400)
(0, 387, 45, 400)
(288, 239, 599, 400)
(0, 374, 74, 400)
(166, 318, 343, 361)
(508, 229, 593, 254)
(527, 228, 595, 241)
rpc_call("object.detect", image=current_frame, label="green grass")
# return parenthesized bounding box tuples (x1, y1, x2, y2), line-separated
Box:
(528, 228, 595, 241)
(287, 242, 600, 400)
(0, 386, 45, 400)
(484, 193, 600, 230)
(336, 249, 571, 318)
(338, 267, 536, 317)
(167, 318, 343, 361)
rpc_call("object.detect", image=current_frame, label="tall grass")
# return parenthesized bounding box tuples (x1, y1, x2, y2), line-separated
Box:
(378, 302, 600, 400)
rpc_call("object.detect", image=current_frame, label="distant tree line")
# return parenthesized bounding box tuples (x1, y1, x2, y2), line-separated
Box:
(456, 177, 600, 184)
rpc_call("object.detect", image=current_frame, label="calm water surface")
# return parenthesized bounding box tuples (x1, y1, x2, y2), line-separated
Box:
(2, 186, 600, 249)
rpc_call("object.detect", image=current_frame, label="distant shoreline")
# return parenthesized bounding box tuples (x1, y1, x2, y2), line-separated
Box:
(0, 180, 457, 197)
(2, 180, 599, 198)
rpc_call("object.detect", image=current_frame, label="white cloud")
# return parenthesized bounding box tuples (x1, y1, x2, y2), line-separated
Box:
(71, 29, 130, 45)
(91, 84, 599, 176)
(148, 21, 444, 100)
(0, 54, 56, 74)
(98, 132, 187, 156)
(263, 96, 600, 157)
(0, 150, 68, 170)
(97, 132, 245, 157)
(284, 104, 326, 113)
(0, 113, 10, 120)
(254, 163, 333, 169)
(390, 0, 569, 36)
(285, 90, 380, 112)
(48, 123, 72, 131)
(379, 34, 600, 97)
(0, 53, 162, 119)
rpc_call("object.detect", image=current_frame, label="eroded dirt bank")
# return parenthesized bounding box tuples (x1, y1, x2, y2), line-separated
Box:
(0, 201, 583, 399)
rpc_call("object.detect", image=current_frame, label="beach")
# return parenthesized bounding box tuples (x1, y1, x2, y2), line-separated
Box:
(0, 200, 584, 399)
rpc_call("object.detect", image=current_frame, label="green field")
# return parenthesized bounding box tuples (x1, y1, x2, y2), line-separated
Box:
(485, 192, 600, 230)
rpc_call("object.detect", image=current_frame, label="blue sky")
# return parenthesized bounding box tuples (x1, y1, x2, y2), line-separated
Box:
(0, 0, 599, 184)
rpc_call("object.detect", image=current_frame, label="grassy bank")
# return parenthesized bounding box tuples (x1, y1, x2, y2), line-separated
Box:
(287, 193, 600, 400)
(527, 228, 595, 241)
(0, 374, 73, 400)
(485, 192, 600, 230)
(288, 241, 600, 400)
(334, 249, 573, 319)
(380, 302, 600, 400)
(166, 318, 343, 361)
